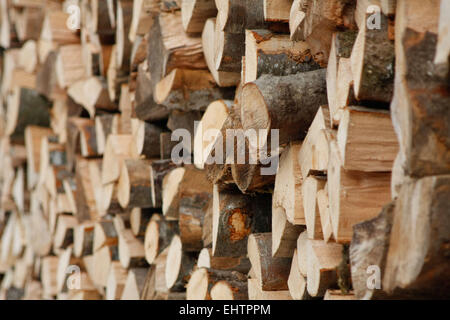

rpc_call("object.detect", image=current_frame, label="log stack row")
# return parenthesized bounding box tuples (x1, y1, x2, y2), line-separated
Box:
(0, 0, 448, 300)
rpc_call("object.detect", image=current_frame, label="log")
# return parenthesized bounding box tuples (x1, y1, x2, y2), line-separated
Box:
(186, 267, 247, 300)
(149, 160, 177, 208)
(247, 233, 291, 291)
(244, 29, 321, 84)
(144, 214, 179, 264)
(165, 235, 197, 291)
(162, 165, 211, 220)
(130, 208, 153, 237)
(202, 18, 240, 87)
(350, 201, 394, 300)
(212, 185, 271, 258)
(215, 0, 266, 34)
(247, 278, 292, 300)
(193, 99, 233, 169)
(210, 278, 248, 300)
(130, 119, 162, 159)
(214, 24, 244, 73)
(179, 192, 212, 252)
(5, 87, 51, 144)
(95, 114, 119, 155)
(241, 69, 328, 146)
(117, 159, 153, 209)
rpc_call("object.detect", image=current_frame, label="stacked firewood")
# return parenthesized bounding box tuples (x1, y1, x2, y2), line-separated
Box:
(0, 0, 448, 300)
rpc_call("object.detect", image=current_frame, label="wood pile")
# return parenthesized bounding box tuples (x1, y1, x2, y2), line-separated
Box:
(0, 0, 448, 300)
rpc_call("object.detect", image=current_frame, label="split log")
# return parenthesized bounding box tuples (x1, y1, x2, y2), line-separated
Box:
(214, 25, 244, 73)
(383, 175, 450, 299)
(328, 141, 391, 243)
(210, 278, 248, 300)
(326, 30, 358, 125)
(24, 126, 53, 189)
(391, 1, 449, 178)
(147, 10, 207, 87)
(117, 159, 153, 209)
(56, 44, 88, 89)
(247, 233, 291, 291)
(215, 0, 266, 34)
(53, 215, 77, 250)
(105, 261, 128, 300)
(263, 0, 291, 23)
(350, 11, 394, 103)
(115, 0, 133, 74)
(194, 100, 233, 169)
(162, 165, 211, 220)
(212, 185, 271, 258)
(101, 134, 135, 184)
(350, 201, 394, 300)
(73, 222, 95, 258)
(241, 69, 328, 146)
(75, 158, 100, 222)
(202, 18, 240, 87)
(272, 198, 306, 258)
(337, 106, 398, 172)
(182, 0, 217, 34)
(244, 29, 321, 84)
(130, 208, 153, 237)
(179, 192, 212, 252)
(149, 160, 177, 208)
(144, 214, 179, 264)
(118, 229, 147, 268)
(40, 10, 79, 45)
(273, 143, 304, 225)
(67, 77, 116, 118)
(130, 119, 162, 159)
(165, 235, 197, 291)
(247, 278, 292, 300)
(167, 109, 203, 154)
(92, 244, 119, 287)
(306, 239, 343, 297)
(95, 114, 119, 155)
(287, 249, 309, 300)
(316, 188, 333, 242)
(93, 221, 119, 252)
(297, 106, 332, 179)
(186, 267, 247, 300)
(197, 248, 251, 274)
(154, 68, 235, 112)
(5, 87, 51, 144)
(303, 174, 326, 240)
(120, 268, 148, 300)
